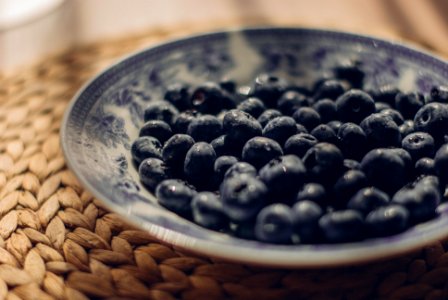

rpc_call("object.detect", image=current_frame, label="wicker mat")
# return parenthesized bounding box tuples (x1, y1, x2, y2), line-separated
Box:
(1, 26, 448, 300)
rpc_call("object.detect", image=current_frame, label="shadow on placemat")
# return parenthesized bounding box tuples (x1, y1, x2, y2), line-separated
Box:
(1, 25, 448, 300)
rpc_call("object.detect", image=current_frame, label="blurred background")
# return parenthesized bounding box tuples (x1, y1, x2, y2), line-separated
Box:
(1, 0, 448, 73)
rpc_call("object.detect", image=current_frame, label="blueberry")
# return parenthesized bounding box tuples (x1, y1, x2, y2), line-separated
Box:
(139, 120, 173, 143)
(313, 99, 337, 123)
(370, 85, 400, 106)
(436, 203, 448, 215)
(319, 210, 364, 242)
(375, 102, 392, 112)
(252, 74, 288, 107)
(223, 162, 257, 180)
(428, 85, 448, 104)
(332, 170, 368, 208)
(296, 183, 327, 206)
(220, 174, 268, 222)
(162, 134, 195, 167)
(335, 90, 375, 124)
(313, 79, 347, 100)
(392, 184, 440, 223)
(292, 107, 321, 131)
(262, 116, 298, 145)
(257, 109, 283, 128)
(139, 158, 169, 191)
(366, 205, 409, 237)
(343, 159, 361, 171)
(413, 176, 443, 199)
(131, 136, 162, 164)
(229, 221, 256, 240)
(312, 73, 333, 92)
(223, 110, 262, 148)
(415, 175, 440, 190)
(360, 113, 401, 148)
(219, 78, 237, 93)
(360, 148, 407, 194)
(242, 137, 283, 169)
(172, 110, 200, 134)
(190, 82, 234, 114)
(395, 92, 425, 120)
(284, 133, 318, 158)
(164, 83, 191, 110)
(310, 124, 338, 144)
(236, 97, 266, 118)
(191, 192, 227, 229)
(214, 156, 238, 182)
(347, 187, 389, 216)
(292, 200, 323, 243)
(327, 120, 343, 133)
(216, 110, 227, 122)
(187, 115, 222, 142)
(278, 91, 310, 115)
(210, 135, 226, 156)
(415, 157, 435, 176)
(334, 60, 365, 88)
(143, 100, 179, 126)
(414, 102, 448, 145)
(259, 155, 307, 199)
(399, 120, 415, 137)
(434, 144, 448, 184)
(184, 142, 216, 189)
(401, 132, 435, 161)
(211, 135, 238, 157)
(380, 108, 404, 125)
(156, 179, 197, 215)
(296, 123, 309, 134)
(387, 148, 413, 181)
(255, 204, 294, 244)
(287, 84, 312, 97)
(337, 123, 367, 160)
(303, 143, 344, 187)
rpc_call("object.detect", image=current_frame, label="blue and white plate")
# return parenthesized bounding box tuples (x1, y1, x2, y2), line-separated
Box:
(61, 27, 448, 267)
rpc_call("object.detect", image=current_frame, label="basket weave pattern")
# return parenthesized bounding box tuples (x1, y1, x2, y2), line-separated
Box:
(0, 28, 448, 300)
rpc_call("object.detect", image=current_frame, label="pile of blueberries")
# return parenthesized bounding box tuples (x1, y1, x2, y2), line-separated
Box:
(131, 62, 448, 244)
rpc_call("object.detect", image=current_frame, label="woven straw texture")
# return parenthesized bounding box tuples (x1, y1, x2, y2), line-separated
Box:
(1, 26, 448, 300)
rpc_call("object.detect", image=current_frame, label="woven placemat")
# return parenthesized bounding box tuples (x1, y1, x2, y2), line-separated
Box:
(1, 26, 448, 300)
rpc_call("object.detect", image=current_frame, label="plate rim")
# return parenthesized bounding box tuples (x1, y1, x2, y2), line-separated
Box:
(61, 26, 448, 268)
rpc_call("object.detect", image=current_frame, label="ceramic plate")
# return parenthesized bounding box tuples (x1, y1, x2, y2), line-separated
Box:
(61, 27, 448, 267)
